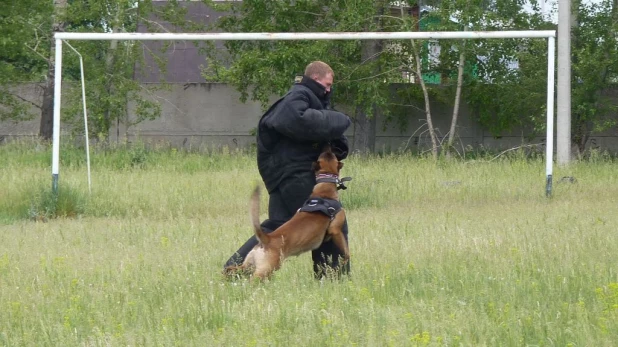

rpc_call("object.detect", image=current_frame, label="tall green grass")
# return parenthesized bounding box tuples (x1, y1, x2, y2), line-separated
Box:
(1, 139, 617, 346)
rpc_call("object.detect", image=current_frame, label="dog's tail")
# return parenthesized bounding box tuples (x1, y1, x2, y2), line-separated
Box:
(251, 185, 270, 246)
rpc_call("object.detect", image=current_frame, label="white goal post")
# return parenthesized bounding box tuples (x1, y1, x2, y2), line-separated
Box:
(52, 30, 556, 196)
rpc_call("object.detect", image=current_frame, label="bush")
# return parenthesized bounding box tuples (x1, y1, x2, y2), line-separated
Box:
(27, 184, 87, 221)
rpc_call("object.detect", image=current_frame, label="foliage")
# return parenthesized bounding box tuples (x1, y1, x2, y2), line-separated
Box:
(0, 0, 52, 121)
(465, 37, 552, 137)
(205, 0, 564, 153)
(3, 0, 616, 151)
(571, 0, 618, 152)
(0, 0, 201, 138)
(411, 0, 550, 138)
(464, 0, 618, 151)
(206, 0, 401, 116)
(59, 0, 168, 138)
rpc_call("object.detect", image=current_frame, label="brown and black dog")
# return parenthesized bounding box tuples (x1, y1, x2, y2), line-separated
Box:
(225, 146, 350, 281)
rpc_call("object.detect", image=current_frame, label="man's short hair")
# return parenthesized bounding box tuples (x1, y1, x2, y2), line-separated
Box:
(304, 61, 334, 79)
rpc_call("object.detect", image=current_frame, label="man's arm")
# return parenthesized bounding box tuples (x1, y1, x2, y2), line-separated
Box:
(264, 92, 351, 143)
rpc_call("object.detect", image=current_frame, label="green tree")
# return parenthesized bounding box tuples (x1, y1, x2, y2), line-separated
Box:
(0, 0, 52, 121)
(402, 0, 543, 157)
(465, 0, 618, 155)
(39, 0, 68, 140)
(2, 0, 195, 140)
(207, 0, 403, 153)
(207, 0, 556, 156)
(571, 0, 618, 154)
(59, 0, 160, 140)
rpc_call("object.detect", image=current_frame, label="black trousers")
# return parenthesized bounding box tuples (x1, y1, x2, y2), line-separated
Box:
(224, 174, 350, 278)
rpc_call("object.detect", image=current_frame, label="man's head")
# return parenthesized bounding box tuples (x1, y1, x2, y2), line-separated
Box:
(304, 61, 334, 93)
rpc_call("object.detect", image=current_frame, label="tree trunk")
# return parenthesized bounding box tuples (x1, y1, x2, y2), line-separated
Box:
(446, 42, 466, 158)
(352, 38, 380, 153)
(39, 64, 55, 140)
(398, 2, 438, 158)
(352, 105, 377, 154)
(573, 119, 589, 156)
(39, 0, 68, 140)
(411, 39, 439, 160)
(352, 2, 383, 154)
(103, 10, 123, 141)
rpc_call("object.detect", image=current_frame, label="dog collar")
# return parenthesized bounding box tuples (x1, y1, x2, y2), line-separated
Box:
(316, 173, 353, 190)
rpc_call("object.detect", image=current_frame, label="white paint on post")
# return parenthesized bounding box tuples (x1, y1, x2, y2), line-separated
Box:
(546, 36, 556, 197)
(52, 38, 63, 194)
(557, 0, 571, 165)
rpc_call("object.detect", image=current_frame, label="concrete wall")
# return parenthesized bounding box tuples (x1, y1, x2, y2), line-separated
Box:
(112, 83, 270, 149)
(113, 83, 540, 153)
(2, 82, 618, 153)
(0, 84, 44, 141)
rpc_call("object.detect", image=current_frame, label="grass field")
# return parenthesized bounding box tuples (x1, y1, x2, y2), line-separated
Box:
(1, 140, 617, 346)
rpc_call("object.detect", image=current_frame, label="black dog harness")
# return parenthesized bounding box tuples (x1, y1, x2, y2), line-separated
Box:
(299, 197, 342, 220)
(297, 173, 352, 220)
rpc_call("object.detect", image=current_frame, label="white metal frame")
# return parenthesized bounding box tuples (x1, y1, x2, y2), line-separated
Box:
(52, 30, 556, 196)
(62, 41, 92, 194)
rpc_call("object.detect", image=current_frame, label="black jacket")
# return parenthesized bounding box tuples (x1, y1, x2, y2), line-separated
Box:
(256, 78, 351, 193)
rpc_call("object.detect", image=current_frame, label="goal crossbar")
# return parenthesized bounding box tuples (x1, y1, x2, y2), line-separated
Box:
(51, 30, 557, 196)
(55, 30, 556, 41)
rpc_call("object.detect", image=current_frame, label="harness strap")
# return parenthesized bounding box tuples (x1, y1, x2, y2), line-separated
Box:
(298, 197, 342, 220)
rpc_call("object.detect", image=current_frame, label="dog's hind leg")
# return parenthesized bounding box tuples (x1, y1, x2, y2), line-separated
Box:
(250, 249, 282, 282)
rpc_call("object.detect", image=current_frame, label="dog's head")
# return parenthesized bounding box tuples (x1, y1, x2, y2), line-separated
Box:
(311, 144, 343, 175)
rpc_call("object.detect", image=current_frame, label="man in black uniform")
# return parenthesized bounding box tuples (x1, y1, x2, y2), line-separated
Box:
(224, 61, 352, 278)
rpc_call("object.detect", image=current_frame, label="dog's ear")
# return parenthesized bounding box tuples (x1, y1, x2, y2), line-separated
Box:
(337, 162, 344, 171)
(312, 161, 320, 172)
